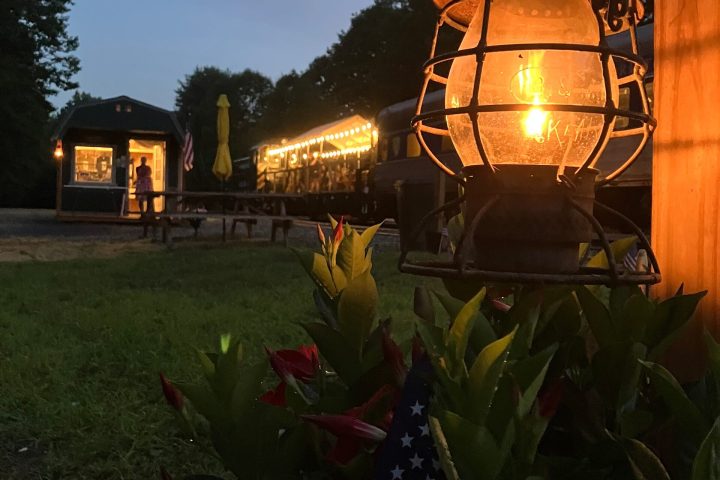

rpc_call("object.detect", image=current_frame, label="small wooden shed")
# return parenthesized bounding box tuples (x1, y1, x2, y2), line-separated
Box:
(52, 96, 185, 220)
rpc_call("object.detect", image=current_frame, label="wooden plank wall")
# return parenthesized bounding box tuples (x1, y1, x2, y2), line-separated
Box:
(653, 0, 720, 379)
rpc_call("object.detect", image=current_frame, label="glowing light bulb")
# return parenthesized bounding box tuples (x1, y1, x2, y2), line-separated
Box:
(523, 95, 549, 140)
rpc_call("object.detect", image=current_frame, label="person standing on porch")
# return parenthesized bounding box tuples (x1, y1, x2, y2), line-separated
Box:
(135, 156, 153, 214)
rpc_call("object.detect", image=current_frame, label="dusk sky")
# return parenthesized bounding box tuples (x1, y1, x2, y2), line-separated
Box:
(51, 0, 375, 110)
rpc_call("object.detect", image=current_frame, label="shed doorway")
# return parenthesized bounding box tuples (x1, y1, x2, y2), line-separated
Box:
(128, 139, 166, 214)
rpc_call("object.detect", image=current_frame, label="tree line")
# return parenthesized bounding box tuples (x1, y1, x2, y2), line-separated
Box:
(0, 0, 437, 204)
(176, 0, 438, 191)
(1, 0, 79, 207)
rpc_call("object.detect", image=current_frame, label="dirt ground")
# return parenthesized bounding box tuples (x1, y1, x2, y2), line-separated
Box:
(0, 209, 163, 262)
(0, 209, 400, 262)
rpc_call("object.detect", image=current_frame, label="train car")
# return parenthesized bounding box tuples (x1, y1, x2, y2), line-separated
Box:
(374, 22, 655, 246)
(249, 115, 378, 219)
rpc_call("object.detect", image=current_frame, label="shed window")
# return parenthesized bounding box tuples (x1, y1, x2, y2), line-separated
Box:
(74, 146, 114, 184)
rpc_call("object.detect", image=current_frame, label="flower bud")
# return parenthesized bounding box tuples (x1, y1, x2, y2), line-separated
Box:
(302, 414, 387, 442)
(538, 378, 564, 418)
(159, 373, 184, 411)
(491, 298, 511, 313)
(316, 224, 326, 246)
(332, 216, 344, 247)
(265, 347, 295, 385)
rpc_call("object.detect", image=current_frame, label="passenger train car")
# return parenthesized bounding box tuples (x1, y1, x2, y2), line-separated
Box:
(238, 115, 377, 218)
(242, 22, 654, 234)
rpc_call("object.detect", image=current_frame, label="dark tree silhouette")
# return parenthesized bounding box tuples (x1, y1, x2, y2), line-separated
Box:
(256, 0, 439, 139)
(0, 0, 79, 207)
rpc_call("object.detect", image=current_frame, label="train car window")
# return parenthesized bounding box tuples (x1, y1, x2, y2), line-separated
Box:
(645, 80, 654, 112)
(441, 135, 454, 153)
(406, 133, 422, 158)
(615, 79, 654, 132)
(379, 138, 389, 163)
(391, 136, 402, 160)
(616, 87, 631, 129)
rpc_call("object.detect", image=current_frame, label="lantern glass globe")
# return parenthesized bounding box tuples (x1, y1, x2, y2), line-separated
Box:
(445, 0, 619, 167)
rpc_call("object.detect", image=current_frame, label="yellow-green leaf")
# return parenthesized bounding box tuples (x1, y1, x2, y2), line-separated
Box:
(586, 236, 637, 269)
(448, 288, 486, 377)
(467, 329, 516, 424)
(294, 249, 340, 298)
(429, 416, 461, 480)
(337, 229, 369, 281)
(359, 222, 383, 248)
(337, 269, 378, 354)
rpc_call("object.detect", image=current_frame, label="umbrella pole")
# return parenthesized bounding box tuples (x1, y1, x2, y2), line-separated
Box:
(222, 179, 227, 242)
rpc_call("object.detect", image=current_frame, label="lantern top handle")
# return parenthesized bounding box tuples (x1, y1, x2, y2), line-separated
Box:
(432, 0, 646, 34)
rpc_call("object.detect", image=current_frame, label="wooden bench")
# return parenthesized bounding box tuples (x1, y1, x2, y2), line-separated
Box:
(270, 218, 293, 247)
(144, 212, 293, 245)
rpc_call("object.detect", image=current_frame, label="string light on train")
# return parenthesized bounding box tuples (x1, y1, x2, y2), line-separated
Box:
(320, 145, 372, 159)
(267, 122, 375, 156)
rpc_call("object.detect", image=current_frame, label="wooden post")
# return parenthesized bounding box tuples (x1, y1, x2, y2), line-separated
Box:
(652, 0, 720, 379)
(55, 153, 63, 215)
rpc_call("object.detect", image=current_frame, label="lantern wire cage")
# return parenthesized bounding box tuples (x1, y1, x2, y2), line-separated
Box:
(401, 0, 660, 287)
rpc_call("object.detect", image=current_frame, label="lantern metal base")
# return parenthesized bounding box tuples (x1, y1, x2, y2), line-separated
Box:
(464, 165, 596, 274)
(398, 165, 661, 287)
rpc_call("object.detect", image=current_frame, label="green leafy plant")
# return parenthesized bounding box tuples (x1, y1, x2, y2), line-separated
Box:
(414, 287, 558, 479)
(159, 224, 713, 480)
(412, 235, 708, 480)
(639, 330, 720, 479)
(161, 218, 410, 479)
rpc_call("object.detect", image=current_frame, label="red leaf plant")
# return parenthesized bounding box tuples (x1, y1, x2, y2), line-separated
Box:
(302, 385, 397, 465)
(159, 372, 184, 411)
(260, 344, 320, 407)
(538, 378, 565, 418)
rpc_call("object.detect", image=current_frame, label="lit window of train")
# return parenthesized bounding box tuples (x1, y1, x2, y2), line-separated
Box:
(406, 134, 422, 158)
(616, 79, 654, 130)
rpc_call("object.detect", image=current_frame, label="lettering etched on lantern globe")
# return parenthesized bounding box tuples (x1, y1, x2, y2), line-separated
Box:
(445, 0, 619, 167)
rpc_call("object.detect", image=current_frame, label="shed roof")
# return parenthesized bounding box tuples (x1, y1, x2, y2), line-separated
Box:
(53, 96, 184, 142)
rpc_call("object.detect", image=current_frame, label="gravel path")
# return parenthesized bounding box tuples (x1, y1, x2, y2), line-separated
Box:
(0, 209, 399, 262)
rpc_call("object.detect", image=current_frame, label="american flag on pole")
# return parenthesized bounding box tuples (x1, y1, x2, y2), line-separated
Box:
(181, 130, 194, 172)
(375, 358, 446, 480)
(623, 244, 649, 273)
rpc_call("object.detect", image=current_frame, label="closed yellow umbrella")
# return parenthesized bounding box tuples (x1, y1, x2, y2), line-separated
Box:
(212, 94, 233, 181)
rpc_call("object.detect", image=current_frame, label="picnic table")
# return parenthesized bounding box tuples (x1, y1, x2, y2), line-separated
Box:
(141, 191, 302, 245)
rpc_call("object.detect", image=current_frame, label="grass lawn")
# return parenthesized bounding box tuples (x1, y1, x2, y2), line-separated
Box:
(0, 242, 437, 479)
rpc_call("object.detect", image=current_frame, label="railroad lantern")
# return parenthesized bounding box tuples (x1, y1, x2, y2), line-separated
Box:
(405, 0, 657, 284)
